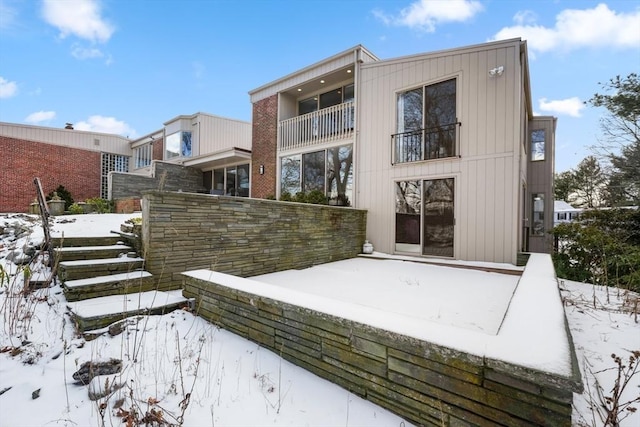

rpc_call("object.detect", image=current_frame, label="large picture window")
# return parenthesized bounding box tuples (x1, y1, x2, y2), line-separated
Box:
(393, 78, 457, 164)
(165, 131, 192, 159)
(134, 143, 152, 168)
(280, 144, 353, 206)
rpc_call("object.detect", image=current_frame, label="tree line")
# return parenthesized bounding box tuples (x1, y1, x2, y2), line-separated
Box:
(553, 73, 639, 291)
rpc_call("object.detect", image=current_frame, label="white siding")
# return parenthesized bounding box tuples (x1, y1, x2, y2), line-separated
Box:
(197, 113, 251, 154)
(356, 39, 524, 264)
(0, 122, 131, 155)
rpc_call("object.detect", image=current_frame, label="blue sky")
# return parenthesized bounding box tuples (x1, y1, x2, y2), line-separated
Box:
(0, 0, 638, 172)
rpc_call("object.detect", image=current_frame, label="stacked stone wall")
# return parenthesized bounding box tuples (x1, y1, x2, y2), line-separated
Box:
(142, 191, 366, 290)
(183, 271, 581, 427)
(110, 161, 205, 202)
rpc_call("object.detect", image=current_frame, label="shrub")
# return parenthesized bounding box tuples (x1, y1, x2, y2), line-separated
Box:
(305, 190, 328, 205)
(47, 185, 74, 210)
(86, 198, 112, 214)
(553, 208, 640, 291)
(68, 203, 84, 215)
(279, 192, 293, 202)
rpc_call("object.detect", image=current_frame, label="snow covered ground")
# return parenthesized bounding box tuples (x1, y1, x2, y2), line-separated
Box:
(1, 213, 639, 426)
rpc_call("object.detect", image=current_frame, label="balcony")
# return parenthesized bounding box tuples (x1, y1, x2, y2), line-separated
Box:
(279, 101, 354, 151)
(391, 122, 460, 164)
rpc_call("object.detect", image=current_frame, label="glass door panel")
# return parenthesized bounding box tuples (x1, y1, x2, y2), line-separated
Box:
(395, 181, 421, 253)
(422, 178, 454, 257)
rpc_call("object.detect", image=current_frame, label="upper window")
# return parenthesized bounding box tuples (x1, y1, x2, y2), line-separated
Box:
(531, 129, 545, 161)
(134, 143, 152, 169)
(393, 78, 457, 164)
(166, 131, 192, 159)
(298, 84, 354, 115)
(280, 144, 353, 206)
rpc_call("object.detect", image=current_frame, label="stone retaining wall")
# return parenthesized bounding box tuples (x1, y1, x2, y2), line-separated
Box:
(182, 268, 581, 427)
(110, 161, 205, 201)
(142, 191, 367, 290)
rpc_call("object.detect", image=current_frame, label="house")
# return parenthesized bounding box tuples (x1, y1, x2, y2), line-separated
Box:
(248, 38, 555, 265)
(0, 112, 251, 213)
(554, 200, 582, 226)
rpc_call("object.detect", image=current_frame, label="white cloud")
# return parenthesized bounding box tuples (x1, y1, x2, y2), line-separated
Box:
(0, 1, 18, 30)
(71, 44, 104, 60)
(374, 0, 483, 32)
(492, 4, 640, 54)
(42, 0, 114, 43)
(0, 76, 18, 98)
(74, 115, 136, 137)
(539, 97, 585, 118)
(25, 110, 56, 124)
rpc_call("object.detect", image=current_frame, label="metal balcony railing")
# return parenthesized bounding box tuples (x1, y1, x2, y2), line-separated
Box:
(391, 122, 460, 164)
(279, 101, 354, 151)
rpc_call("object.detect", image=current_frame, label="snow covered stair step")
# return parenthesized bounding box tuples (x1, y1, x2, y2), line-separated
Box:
(58, 256, 145, 281)
(52, 235, 123, 248)
(54, 244, 132, 262)
(68, 290, 190, 331)
(63, 270, 154, 301)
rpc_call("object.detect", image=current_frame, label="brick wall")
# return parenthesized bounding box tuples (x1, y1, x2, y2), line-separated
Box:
(251, 94, 278, 199)
(142, 191, 366, 290)
(1, 136, 101, 213)
(152, 136, 164, 161)
(183, 266, 581, 427)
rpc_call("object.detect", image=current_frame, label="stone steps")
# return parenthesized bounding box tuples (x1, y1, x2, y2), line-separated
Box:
(67, 290, 190, 331)
(52, 236, 122, 248)
(54, 244, 132, 262)
(64, 270, 155, 301)
(58, 256, 145, 281)
(54, 226, 186, 332)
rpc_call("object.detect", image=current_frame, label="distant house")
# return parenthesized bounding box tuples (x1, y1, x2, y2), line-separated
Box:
(0, 112, 251, 213)
(249, 38, 556, 264)
(554, 200, 582, 226)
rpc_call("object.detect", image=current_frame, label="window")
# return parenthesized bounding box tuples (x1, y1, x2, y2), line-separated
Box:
(280, 144, 353, 206)
(134, 143, 152, 168)
(393, 79, 457, 164)
(297, 83, 354, 115)
(165, 131, 192, 159)
(211, 164, 250, 197)
(532, 193, 545, 236)
(101, 153, 129, 199)
(558, 212, 567, 220)
(531, 129, 545, 161)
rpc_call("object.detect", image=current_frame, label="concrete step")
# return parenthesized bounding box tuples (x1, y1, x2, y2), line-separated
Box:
(64, 270, 155, 301)
(54, 244, 133, 262)
(52, 236, 123, 248)
(58, 256, 145, 281)
(68, 290, 190, 331)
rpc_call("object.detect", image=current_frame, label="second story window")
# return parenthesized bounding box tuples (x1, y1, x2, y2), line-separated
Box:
(134, 143, 152, 168)
(531, 129, 545, 161)
(166, 131, 192, 160)
(393, 78, 458, 164)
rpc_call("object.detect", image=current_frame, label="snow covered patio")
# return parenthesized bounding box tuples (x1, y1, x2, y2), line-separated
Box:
(183, 253, 583, 426)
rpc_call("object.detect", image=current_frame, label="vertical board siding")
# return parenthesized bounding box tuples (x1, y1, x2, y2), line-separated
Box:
(357, 41, 522, 263)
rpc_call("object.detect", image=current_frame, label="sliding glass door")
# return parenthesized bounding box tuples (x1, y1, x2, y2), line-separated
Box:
(395, 178, 455, 257)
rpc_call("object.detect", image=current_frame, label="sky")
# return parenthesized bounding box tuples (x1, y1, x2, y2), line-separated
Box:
(0, 0, 638, 173)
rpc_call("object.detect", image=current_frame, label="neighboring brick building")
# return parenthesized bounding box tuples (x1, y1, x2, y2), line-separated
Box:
(1, 111, 251, 213)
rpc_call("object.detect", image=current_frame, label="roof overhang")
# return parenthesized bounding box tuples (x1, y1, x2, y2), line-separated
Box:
(182, 147, 251, 170)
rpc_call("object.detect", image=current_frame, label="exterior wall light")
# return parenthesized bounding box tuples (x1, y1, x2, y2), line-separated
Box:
(259, 164, 265, 175)
(489, 66, 504, 77)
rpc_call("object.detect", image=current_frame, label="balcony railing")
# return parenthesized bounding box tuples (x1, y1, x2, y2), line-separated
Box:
(279, 101, 354, 151)
(391, 122, 460, 164)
